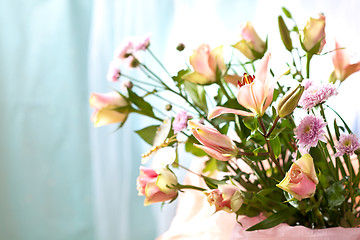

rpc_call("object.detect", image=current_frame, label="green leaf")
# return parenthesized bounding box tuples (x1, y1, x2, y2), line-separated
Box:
(184, 81, 208, 112)
(246, 207, 297, 231)
(326, 179, 346, 209)
(268, 127, 287, 140)
(135, 125, 160, 145)
(243, 116, 258, 131)
(270, 137, 281, 158)
(202, 176, 226, 189)
(127, 88, 155, 117)
(282, 7, 292, 19)
(185, 135, 207, 157)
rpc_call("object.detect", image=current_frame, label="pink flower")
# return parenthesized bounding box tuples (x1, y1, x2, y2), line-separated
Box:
(106, 60, 121, 82)
(134, 33, 151, 51)
(233, 22, 266, 60)
(334, 134, 360, 157)
(208, 53, 273, 119)
(329, 41, 360, 83)
(294, 115, 327, 153)
(114, 38, 135, 59)
(121, 80, 133, 91)
(136, 167, 178, 206)
(172, 111, 192, 134)
(188, 120, 238, 161)
(301, 79, 314, 90)
(205, 183, 244, 213)
(182, 44, 226, 84)
(302, 14, 326, 53)
(89, 92, 129, 127)
(277, 154, 318, 200)
(298, 82, 337, 110)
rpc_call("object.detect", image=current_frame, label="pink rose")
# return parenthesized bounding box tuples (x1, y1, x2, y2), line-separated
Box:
(205, 184, 244, 213)
(233, 22, 266, 60)
(89, 91, 129, 127)
(302, 14, 326, 53)
(183, 44, 226, 84)
(137, 167, 178, 206)
(188, 120, 239, 161)
(276, 154, 318, 200)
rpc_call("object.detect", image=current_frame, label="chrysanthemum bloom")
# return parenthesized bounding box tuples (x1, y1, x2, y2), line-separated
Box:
(295, 115, 327, 153)
(301, 78, 314, 90)
(334, 134, 360, 157)
(299, 82, 337, 110)
(172, 111, 192, 134)
(106, 60, 121, 82)
(114, 38, 135, 59)
(134, 33, 151, 51)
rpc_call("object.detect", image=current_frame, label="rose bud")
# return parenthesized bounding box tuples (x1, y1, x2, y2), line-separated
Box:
(205, 184, 244, 213)
(136, 167, 178, 206)
(277, 154, 318, 200)
(233, 22, 266, 60)
(89, 91, 129, 127)
(182, 44, 226, 85)
(301, 14, 326, 53)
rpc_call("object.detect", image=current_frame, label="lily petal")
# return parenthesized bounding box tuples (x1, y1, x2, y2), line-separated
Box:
(208, 106, 255, 120)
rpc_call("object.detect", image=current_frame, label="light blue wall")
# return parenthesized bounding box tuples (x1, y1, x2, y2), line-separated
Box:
(0, 1, 94, 239)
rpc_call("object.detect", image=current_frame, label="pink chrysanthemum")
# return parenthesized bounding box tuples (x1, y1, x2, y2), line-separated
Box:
(301, 79, 314, 90)
(114, 38, 135, 59)
(172, 111, 192, 133)
(299, 83, 338, 110)
(295, 115, 327, 153)
(106, 60, 121, 82)
(334, 134, 360, 157)
(134, 34, 151, 51)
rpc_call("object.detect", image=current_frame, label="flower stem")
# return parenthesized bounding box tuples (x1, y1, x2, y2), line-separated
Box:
(306, 53, 312, 79)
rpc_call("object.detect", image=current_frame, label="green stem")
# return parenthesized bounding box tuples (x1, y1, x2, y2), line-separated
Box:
(258, 117, 285, 177)
(217, 80, 232, 100)
(310, 196, 326, 228)
(147, 48, 173, 79)
(177, 184, 206, 192)
(306, 53, 312, 79)
(265, 115, 280, 138)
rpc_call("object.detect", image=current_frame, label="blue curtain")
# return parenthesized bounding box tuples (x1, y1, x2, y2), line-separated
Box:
(0, 1, 94, 240)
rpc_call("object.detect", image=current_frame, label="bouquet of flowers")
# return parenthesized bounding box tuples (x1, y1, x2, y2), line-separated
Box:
(90, 7, 360, 231)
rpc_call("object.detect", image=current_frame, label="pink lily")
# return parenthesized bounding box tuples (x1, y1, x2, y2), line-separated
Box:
(208, 53, 273, 119)
(329, 41, 360, 83)
(188, 120, 238, 161)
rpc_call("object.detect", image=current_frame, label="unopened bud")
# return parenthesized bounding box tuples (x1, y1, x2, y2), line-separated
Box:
(176, 43, 185, 52)
(129, 57, 140, 68)
(165, 104, 172, 111)
(278, 15, 293, 52)
(277, 85, 304, 118)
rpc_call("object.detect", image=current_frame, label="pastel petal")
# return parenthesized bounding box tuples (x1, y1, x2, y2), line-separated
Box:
(194, 144, 231, 161)
(237, 83, 258, 114)
(182, 71, 214, 84)
(208, 106, 255, 120)
(254, 52, 271, 85)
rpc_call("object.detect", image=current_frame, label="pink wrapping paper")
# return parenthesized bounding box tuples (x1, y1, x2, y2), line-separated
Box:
(158, 157, 360, 240)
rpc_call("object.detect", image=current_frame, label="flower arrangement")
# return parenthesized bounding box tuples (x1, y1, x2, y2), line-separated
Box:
(90, 7, 360, 232)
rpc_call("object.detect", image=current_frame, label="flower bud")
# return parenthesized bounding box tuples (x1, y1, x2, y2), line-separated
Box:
(176, 43, 185, 52)
(232, 22, 266, 60)
(301, 14, 326, 53)
(277, 85, 304, 118)
(165, 104, 172, 111)
(204, 184, 244, 213)
(278, 15, 293, 52)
